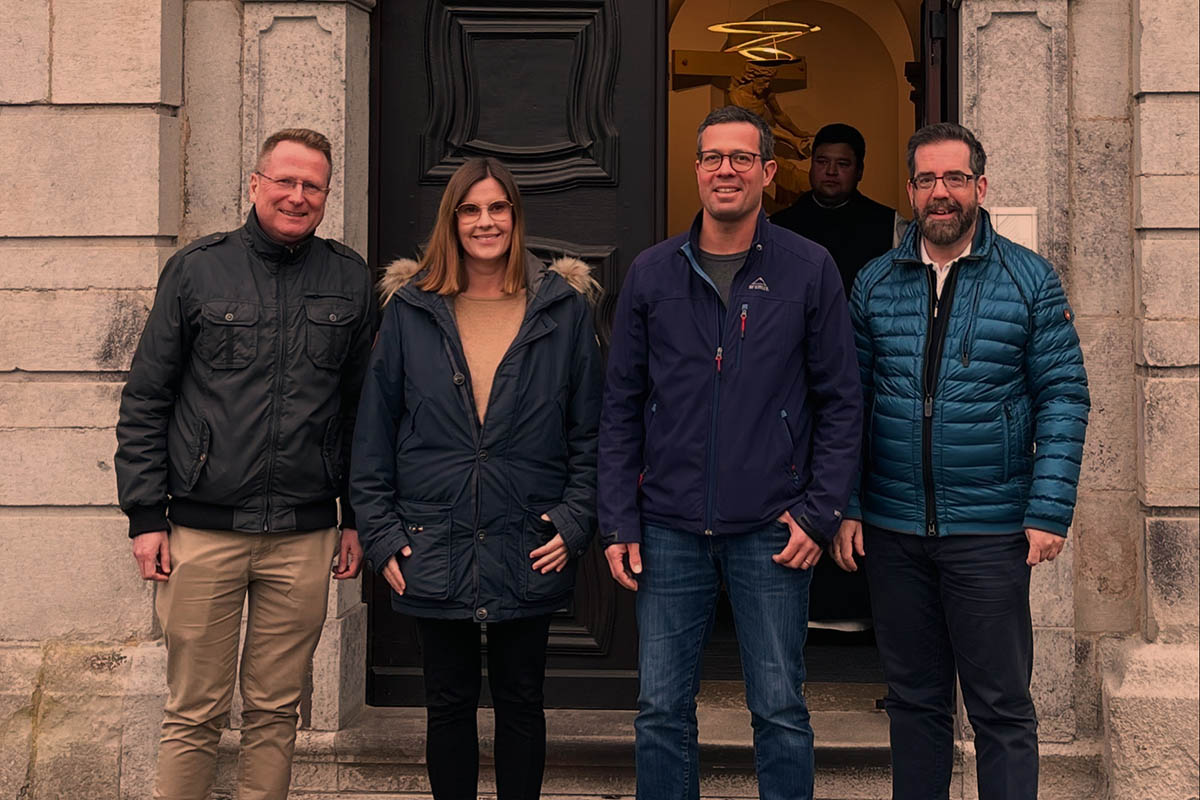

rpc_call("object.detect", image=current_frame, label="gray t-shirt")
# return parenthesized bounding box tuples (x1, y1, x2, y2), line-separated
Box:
(697, 248, 749, 308)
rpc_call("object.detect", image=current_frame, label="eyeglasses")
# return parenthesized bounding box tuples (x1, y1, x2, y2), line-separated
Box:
(455, 200, 514, 223)
(255, 171, 331, 199)
(910, 172, 978, 191)
(697, 151, 762, 172)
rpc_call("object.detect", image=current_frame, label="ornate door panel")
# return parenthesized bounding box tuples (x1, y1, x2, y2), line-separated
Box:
(369, 0, 666, 708)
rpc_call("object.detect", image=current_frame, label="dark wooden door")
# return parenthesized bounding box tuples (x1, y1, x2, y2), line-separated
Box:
(906, 0, 961, 127)
(368, 0, 667, 709)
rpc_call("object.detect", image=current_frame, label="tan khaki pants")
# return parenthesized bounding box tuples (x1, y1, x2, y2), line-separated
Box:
(153, 524, 338, 800)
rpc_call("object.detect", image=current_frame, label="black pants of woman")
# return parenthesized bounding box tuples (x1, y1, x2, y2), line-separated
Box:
(417, 614, 553, 800)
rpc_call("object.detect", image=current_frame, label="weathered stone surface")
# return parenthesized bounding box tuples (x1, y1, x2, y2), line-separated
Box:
(1069, 0, 1131, 120)
(0, 111, 180, 237)
(0, 289, 152, 371)
(0, 645, 41, 797)
(0, 243, 166, 290)
(309, 601, 366, 731)
(34, 690, 123, 797)
(1031, 627, 1075, 743)
(1137, 377, 1200, 506)
(1030, 533, 1074, 629)
(1073, 491, 1140, 634)
(1145, 517, 1199, 642)
(1137, 319, 1200, 366)
(1074, 317, 1136, 490)
(1135, 174, 1200, 229)
(118, 644, 168, 800)
(0, 516, 155, 640)
(182, 0, 245, 242)
(962, 4, 1069, 273)
(1103, 641, 1200, 800)
(1137, 231, 1200, 318)
(1135, 94, 1200, 176)
(240, 3, 372, 255)
(0, 382, 123, 429)
(0, 0, 49, 103)
(1134, 0, 1200, 94)
(1068, 119, 1132, 316)
(0, 430, 119, 506)
(51, 0, 183, 104)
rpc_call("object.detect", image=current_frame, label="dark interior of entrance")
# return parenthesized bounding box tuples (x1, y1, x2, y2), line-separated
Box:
(368, 0, 958, 708)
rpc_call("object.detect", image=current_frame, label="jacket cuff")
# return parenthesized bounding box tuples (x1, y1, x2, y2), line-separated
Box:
(600, 519, 642, 547)
(339, 498, 357, 530)
(790, 503, 834, 546)
(546, 504, 590, 559)
(1022, 516, 1069, 537)
(364, 527, 411, 572)
(126, 503, 169, 538)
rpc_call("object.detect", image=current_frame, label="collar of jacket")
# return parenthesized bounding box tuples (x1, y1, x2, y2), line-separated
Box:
(241, 208, 314, 268)
(683, 208, 770, 257)
(894, 206, 995, 267)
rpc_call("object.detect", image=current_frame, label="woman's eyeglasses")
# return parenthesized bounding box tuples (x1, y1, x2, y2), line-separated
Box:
(455, 200, 514, 223)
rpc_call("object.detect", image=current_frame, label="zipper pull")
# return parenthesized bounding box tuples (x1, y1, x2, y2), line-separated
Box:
(933, 301, 939, 319)
(740, 304, 748, 339)
(715, 346, 724, 373)
(961, 351, 970, 367)
(924, 395, 933, 418)
(927, 519, 937, 537)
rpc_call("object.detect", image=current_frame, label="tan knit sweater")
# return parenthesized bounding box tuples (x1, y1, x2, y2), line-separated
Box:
(451, 290, 526, 422)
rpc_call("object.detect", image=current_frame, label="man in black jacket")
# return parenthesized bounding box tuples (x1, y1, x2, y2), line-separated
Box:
(115, 128, 376, 800)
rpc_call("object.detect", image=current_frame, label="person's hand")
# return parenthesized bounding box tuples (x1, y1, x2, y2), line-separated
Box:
(132, 531, 171, 582)
(773, 511, 822, 570)
(604, 542, 642, 591)
(1025, 528, 1065, 566)
(530, 514, 569, 574)
(381, 545, 413, 595)
(332, 528, 363, 579)
(830, 519, 865, 572)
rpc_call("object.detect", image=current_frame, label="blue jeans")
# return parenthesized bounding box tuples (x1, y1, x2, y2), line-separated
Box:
(634, 523, 814, 800)
(863, 526, 1037, 800)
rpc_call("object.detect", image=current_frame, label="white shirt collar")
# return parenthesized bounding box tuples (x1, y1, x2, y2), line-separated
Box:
(919, 237, 972, 271)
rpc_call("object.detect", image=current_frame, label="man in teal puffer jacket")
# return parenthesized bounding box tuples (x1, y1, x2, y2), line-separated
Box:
(831, 123, 1089, 800)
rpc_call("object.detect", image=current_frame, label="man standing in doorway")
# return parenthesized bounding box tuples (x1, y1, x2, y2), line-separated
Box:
(599, 105, 862, 800)
(771, 122, 905, 298)
(832, 122, 1089, 800)
(115, 129, 377, 800)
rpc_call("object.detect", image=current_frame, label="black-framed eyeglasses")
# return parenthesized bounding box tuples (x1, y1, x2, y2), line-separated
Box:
(455, 200, 514, 223)
(255, 171, 331, 199)
(698, 151, 762, 172)
(910, 171, 978, 191)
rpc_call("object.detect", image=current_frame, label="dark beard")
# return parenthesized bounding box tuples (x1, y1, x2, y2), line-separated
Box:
(918, 200, 978, 246)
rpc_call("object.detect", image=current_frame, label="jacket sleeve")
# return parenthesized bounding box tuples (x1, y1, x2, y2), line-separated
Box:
(545, 295, 603, 558)
(788, 253, 864, 544)
(843, 268, 877, 521)
(1022, 264, 1090, 536)
(337, 260, 380, 530)
(114, 254, 191, 537)
(349, 300, 412, 570)
(597, 260, 649, 546)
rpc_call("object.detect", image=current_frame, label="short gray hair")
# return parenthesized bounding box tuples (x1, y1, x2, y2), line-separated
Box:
(696, 105, 775, 163)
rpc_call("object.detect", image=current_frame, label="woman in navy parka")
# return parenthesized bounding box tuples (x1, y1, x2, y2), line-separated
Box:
(350, 157, 602, 800)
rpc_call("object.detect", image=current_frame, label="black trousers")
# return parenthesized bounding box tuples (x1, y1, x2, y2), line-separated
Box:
(863, 526, 1038, 800)
(417, 614, 553, 800)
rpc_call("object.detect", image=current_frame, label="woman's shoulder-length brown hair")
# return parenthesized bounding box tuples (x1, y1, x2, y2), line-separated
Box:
(417, 157, 527, 296)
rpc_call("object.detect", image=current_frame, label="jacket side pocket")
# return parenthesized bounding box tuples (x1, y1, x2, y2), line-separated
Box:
(322, 417, 345, 488)
(182, 417, 211, 492)
(521, 511, 576, 603)
(396, 499, 453, 601)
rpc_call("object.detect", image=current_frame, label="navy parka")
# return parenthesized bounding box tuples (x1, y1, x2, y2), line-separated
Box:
(598, 211, 862, 546)
(350, 253, 602, 621)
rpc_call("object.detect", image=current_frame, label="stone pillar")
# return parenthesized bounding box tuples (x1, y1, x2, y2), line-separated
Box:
(959, 0, 1078, 745)
(0, 0, 183, 795)
(1102, 0, 1200, 797)
(240, 0, 375, 732)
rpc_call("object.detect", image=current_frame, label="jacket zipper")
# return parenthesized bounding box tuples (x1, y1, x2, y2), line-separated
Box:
(920, 263, 962, 537)
(263, 269, 287, 531)
(738, 303, 748, 367)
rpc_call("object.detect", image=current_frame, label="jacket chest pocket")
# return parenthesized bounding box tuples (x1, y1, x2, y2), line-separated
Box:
(304, 296, 358, 369)
(196, 301, 259, 369)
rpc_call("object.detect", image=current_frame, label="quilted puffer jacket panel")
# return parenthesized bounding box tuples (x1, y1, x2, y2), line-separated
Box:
(847, 209, 1090, 537)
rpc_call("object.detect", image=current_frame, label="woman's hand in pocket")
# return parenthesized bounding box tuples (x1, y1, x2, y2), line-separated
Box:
(382, 545, 413, 594)
(530, 514, 569, 574)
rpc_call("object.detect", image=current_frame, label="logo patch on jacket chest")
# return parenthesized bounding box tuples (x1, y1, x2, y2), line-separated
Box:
(747, 277, 771, 292)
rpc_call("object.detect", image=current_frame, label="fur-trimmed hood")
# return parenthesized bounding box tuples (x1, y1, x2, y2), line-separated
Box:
(378, 252, 599, 307)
